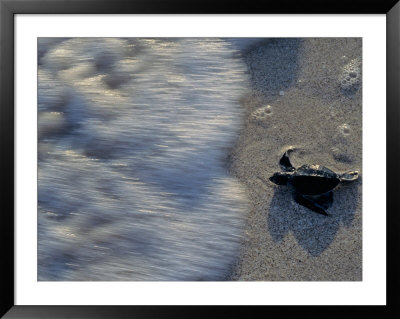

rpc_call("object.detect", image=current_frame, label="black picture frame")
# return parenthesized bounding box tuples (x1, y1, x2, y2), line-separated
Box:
(1, 1, 399, 318)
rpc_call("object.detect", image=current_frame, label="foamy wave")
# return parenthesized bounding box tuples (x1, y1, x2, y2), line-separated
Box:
(38, 38, 249, 280)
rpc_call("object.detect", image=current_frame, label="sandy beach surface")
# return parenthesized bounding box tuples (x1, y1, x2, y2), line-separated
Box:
(229, 38, 362, 281)
(38, 38, 361, 281)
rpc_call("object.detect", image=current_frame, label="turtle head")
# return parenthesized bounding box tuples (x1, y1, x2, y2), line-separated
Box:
(339, 171, 359, 182)
(269, 172, 291, 185)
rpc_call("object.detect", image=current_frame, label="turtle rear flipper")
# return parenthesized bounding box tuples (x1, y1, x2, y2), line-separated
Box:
(312, 192, 333, 210)
(279, 149, 295, 172)
(294, 193, 330, 216)
(339, 171, 359, 182)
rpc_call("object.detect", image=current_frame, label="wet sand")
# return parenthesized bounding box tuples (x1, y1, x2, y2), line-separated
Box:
(229, 38, 362, 281)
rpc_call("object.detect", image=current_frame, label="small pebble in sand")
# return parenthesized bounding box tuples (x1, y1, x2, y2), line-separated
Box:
(250, 105, 273, 121)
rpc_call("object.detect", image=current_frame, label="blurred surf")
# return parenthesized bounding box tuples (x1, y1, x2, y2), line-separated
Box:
(38, 38, 252, 280)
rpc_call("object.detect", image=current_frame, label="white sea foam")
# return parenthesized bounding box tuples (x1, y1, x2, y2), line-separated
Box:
(38, 38, 251, 280)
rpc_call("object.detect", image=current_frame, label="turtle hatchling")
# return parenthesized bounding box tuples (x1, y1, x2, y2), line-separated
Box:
(269, 149, 359, 216)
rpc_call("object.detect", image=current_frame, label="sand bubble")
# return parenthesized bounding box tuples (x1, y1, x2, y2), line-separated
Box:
(250, 105, 273, 121)
(339, 123, 351, 136)
(339, 58, 361, 94)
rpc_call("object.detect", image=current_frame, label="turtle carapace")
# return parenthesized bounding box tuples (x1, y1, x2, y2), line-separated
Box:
(269, 149, 359, 216)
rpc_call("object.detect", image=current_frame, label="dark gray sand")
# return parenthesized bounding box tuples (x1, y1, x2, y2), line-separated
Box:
(229, 38, 362, 281)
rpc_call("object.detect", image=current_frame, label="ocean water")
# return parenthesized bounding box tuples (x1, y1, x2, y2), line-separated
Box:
(38, 38, 254, 280)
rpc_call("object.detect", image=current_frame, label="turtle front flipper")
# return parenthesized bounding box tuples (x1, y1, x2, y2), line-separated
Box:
(339, 171, 359, 182)
(294, 193, 330, 216)
(279, 149, 295, 172)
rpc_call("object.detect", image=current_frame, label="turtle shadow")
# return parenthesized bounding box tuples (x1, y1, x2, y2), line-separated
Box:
(267, 181, 360, 257)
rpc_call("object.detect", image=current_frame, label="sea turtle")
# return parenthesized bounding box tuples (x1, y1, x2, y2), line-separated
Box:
(269, 149, 359, 216)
